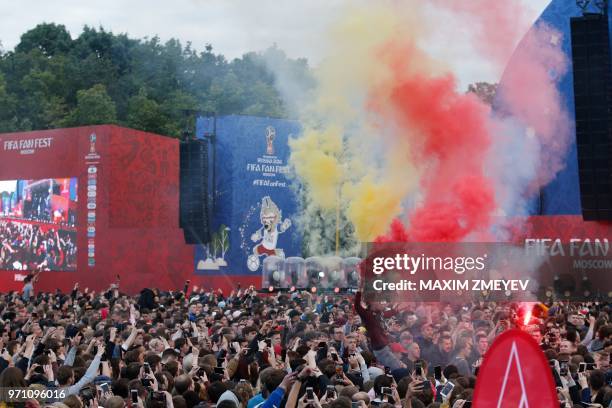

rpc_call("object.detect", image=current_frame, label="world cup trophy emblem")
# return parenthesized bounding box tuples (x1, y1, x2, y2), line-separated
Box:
(265, 126, 275, 155)
(89, 133, 97, 154)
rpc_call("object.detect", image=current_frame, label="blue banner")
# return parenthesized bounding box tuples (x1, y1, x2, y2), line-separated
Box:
(499, 0, 612, 216)
(194, 115, 302, 275)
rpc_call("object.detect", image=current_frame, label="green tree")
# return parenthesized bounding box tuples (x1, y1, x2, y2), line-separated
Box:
(0, 71, 18, 132)
(126, 88, 167, 134)
(64, 84, 117, 126)
(16, 23, 72, 56)
(0, 24, 315, 135)
(467, 82, 498, 106)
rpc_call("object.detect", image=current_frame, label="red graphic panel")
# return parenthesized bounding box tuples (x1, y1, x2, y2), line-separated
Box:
(0, 126, 194, 294)
(109, 127, 178, 228)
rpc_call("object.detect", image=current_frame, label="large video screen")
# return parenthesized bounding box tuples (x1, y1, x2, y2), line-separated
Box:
(0, 178, 78, 271)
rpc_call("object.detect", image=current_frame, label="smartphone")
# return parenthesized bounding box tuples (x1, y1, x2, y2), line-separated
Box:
(579, 362, 587, 373)
(101, 383, 110, 394)
(434, 366, 442, 381)
(306, 387, 314, 401)
(331, 353, 339, 361)
(381, 387, 392, 396)
(351, 403, 360, 408)
(141, 378, 151, 387)
(463, 402, 472, 408)
(144, 362, 151, 374)
(130, 389, 138, 404)
(415, 362, 423, 377)
(217, 358, 224, 367)
(214, 367, 225, 375)
(439, 382, 455, 400)
(335, 366, 343, 377)
(384, 366, 391, 376)
(326, 385, 336, 398)
(265, 339, 272, 348)
(560, 362, 568, 377)
(197, 367, 206, 377)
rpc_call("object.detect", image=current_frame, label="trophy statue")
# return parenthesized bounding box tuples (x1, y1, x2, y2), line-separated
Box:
(265, 126, 275, 155)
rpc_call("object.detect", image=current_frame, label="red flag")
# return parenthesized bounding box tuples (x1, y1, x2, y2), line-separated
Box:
(473, 329, 558, 407)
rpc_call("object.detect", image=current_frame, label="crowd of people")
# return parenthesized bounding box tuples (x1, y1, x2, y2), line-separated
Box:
(0, 279, 610, 408)
(0, 221, 77, 272)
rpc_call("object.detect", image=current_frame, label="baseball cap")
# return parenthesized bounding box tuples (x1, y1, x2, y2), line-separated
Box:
(389, 343, 408, 354)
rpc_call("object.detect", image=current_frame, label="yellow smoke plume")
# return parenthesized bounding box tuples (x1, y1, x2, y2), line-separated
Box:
(289, 2, 428, 243)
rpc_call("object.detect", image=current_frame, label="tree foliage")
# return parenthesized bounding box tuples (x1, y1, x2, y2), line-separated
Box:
(467, 82, 498, 106)
(0, 24, 314, 135)
(65, 84, 117, 126)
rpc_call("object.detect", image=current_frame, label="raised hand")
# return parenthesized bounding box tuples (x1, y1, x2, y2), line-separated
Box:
(44, 364, 54, 381)
(96, 344, 106, 358)
(68, 331, 80, 346)
(406, 379, 424, 398)
(279, 371, 298, 391)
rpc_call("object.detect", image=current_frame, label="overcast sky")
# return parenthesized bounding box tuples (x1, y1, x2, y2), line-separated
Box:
(0, 0, 551, 88)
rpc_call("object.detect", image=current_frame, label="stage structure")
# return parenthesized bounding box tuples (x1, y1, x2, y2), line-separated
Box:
(0, 125, 194, 293)
(501, 0, 612, 219)
(193, 115, 303, 278)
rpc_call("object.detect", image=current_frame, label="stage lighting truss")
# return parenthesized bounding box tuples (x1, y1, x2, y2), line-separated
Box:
(577, 0, 591, 12)
(595, 0, 609, 14)
(577, 0, 609, 15)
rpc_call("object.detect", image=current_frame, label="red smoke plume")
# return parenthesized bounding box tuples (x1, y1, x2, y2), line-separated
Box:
(497, 24, 571, 190)
(373, 43, 496, 242)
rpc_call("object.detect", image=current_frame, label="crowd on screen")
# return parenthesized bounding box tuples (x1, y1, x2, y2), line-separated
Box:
(0, 278, 610, 408)
(0, 221, 77, 271)
(23, 192, 52, 224)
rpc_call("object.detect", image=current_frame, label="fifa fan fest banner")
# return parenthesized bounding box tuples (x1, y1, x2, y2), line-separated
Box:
(0, 126, 193, 294)
(194, 115, 302, 277)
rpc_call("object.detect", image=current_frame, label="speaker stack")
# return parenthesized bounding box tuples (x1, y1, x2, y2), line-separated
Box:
(571, 11, 612, 220)
(179, 139, 211, 244)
